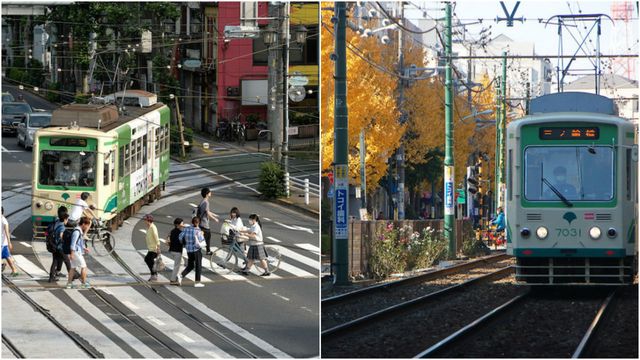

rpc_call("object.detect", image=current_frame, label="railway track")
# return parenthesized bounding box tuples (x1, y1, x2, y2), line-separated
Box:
(321, 266, 518, 357)
(322, 253, 512, 331)
(107, 248, 262, 358)
(2, 334, 24, 359)
(2, 275, 103, 358)
(415, 287, 619, 358)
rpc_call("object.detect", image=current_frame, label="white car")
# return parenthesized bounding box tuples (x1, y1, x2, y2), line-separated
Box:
(17, 112, 51, 150)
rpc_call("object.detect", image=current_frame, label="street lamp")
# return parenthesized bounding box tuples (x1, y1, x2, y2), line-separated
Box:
(262, 25, 277, 45)
(293, 25, 307, 44)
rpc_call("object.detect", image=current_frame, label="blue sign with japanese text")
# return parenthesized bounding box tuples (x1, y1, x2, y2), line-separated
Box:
(445, 181, 453, 208)
(335, 189, 347, 238)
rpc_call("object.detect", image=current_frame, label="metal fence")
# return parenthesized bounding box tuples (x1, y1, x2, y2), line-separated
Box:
(285, 173, 320, 205)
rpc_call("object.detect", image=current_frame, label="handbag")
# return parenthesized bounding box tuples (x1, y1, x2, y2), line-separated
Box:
(153, 256, 166, 272)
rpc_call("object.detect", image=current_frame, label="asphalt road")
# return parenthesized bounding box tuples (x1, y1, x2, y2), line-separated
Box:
(1, 91, 320, 358)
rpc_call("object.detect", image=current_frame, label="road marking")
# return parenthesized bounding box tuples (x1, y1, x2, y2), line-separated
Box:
(295, 243, 321, 255)
(13, 182, 25, 187)
(122, 300, 139, 310)
(19, 241, 31, 248)
(189, 203, 198, 208)
(272, 292, 290, 301)
(263, 217, 272, 221)
(147, 316, 166, 327)
(246, 280, 263, 288)
(174, 332, 195, 343)
(1, 146, 21, 153)
(277, 261, 316, 278)
(266, 236, 281, 243)
(272, 245, 320, 269)
(274, 221, 314, 234)
(139, 229, 147, 234)
(12, 255, 48, 278)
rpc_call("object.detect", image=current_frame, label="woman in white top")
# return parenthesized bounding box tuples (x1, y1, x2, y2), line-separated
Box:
(240, 214, 270, 276)
(1, 207, 19, 276)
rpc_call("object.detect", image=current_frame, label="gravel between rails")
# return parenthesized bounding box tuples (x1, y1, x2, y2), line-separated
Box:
(321, 281, 526, 358)
(436, 287, 614, 358)
(583, 284, 638, 358)
(322, 258, 514, 331)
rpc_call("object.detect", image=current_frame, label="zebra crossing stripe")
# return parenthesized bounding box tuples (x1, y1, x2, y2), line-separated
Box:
(295, 243, 321, 255)
(276, 261, 316, 278)
(159, 253, 215, 283)
(12, 255, 49, 278)
(271, 245, 320, 269)
(266, 236, 282, 243)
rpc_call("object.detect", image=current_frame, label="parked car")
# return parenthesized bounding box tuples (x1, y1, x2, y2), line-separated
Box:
(2, 102, 32, 136)
(2, 92, 15, 102)
(17, 112, 51, 150)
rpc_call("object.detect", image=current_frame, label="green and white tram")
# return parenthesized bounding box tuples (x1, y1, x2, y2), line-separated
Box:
(506, 92, 637, 284)
(32, 91, 170, 235)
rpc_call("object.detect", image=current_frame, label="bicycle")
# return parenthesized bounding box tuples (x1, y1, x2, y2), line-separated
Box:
(210, 229, 281, 275)
(88, 219, 116, 256)
(478, 224, 505, 249)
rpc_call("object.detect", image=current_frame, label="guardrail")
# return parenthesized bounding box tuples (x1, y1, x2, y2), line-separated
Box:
(285, 173, 320, 205)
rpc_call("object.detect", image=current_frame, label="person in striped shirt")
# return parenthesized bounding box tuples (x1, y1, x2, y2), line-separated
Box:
(179, 217, 206, 287)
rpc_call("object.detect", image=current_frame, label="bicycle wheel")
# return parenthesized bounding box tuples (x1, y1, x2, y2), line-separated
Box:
(255, 246, 281, 274)
(210, 247, 237, 275)
(92, 231, 115, 256)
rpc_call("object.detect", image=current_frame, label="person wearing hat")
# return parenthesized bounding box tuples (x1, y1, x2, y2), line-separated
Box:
(143, 214, 161, 281)
(56, 159, 77, 186)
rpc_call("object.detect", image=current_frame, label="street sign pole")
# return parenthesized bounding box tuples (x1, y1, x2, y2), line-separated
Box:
(333, 2, 349, 286)
(443, 2, 456, 259)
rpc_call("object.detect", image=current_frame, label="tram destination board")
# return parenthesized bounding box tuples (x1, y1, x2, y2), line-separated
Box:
(539, 127, 599, 140)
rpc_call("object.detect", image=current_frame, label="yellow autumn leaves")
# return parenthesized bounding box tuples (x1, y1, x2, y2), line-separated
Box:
(321, 4, 499, 192)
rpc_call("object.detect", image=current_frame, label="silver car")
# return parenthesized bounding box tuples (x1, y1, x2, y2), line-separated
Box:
(17, 112, 51, 150)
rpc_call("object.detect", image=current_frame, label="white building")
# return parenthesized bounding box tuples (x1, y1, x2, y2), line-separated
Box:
(564, 74, 639, 124)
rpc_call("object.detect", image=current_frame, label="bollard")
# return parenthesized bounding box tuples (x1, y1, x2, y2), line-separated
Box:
(285, 172, 290, 197)
(304, 178, 309, 205)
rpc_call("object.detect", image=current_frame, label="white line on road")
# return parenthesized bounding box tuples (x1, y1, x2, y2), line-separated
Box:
(246, 280, 263, 288)
(19, 241, 32, 248)
(13, 255, 48, 278)
(263, 217, 272, 221)
(174, 332, 195, 343)
(295, 243, 321, 254)
(272, 245, 320, 269)
(122, 300, 139, 310)
(272, 292, 290, 301)
(147, 316, 166, 327)
(266, 236, 281, 243)
(274, 221, 314, 234)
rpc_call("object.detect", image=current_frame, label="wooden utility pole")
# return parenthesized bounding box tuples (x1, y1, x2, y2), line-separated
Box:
(175, 96, 186, 159)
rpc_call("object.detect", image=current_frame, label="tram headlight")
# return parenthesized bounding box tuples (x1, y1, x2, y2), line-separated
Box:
(44, 202, 53, 210)
(536, 226, 548, 239)
(589, 226, 601, 240)
(607, 228, 617, 238)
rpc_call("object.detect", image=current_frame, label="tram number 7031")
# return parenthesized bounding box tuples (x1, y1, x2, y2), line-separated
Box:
(556, 228, 582, 237)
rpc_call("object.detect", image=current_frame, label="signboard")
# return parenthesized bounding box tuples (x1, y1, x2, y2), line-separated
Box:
(456, 188, 466, 204)
(327, 186, 334, 198)
(289, 73, 309, 86)
(539, 127, 599, 140)
(334, 164, 349, 239)
(141, 30, 152, 53)
(444, 165, 454, 215)
(288, 126, 299, 136)
(182, 59, 201, 69)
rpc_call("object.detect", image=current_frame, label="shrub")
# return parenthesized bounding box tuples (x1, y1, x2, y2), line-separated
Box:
(369, 223, 407, 280)
(461, 223, 490, 257)
(407, 226, 448, 269)
(257, 161, 285, 199)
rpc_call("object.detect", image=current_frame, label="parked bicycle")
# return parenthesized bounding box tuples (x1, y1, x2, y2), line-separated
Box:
(211, 229, 280, 275)
(88, 219, 116, 256)
(215, 119, 232, 141)
(230, 119, 246, 146)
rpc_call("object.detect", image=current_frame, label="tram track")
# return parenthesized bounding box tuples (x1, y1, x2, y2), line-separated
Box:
(2, 334, 24, 359)
(107, 248, 263, 358)
(1, 275, 103, 358)
(321, 266, 519, 358)
(322, 254, 512, 331)
(415, 287, 619, 358)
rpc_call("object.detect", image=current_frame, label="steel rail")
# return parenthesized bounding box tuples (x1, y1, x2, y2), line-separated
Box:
(323, 253, 509, 306)
(107, 249, 260, 358)
(322, 265, 513, 340)
(1, 275, 103, 358)
(572, 289, 618, 358)
(88, 288, 185, 358)
(2, 334, 24, 358)
(414, 291, 530, 358)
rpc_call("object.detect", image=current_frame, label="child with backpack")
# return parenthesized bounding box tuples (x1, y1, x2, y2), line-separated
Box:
(66, 217, 91, 289)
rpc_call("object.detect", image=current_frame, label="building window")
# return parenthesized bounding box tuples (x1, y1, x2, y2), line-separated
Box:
(253, 33, 268, 66)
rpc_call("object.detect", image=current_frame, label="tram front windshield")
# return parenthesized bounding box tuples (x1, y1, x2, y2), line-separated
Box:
(39, 150, 96, 188)
(524, 146, 614, 201)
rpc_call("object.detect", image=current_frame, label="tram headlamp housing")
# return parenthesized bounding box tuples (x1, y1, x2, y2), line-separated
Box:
(520, 228, 531, 238)
(536, 226, 548, 239)
(589, 226, 601, 239)
(44, 201, 53, 210)
(35, 201, 42, 209)
(607, 228, 617, 238)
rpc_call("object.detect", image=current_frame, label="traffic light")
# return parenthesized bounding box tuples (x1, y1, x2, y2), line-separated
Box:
(467, 166, 479, 194)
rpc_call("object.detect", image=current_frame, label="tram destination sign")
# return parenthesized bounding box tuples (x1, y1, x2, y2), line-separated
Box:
(539, 127, 599, 140)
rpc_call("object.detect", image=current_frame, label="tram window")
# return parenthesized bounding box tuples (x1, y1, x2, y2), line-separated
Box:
(124, 144, 130, 175)
(38, 150, 96, 189)
(103, 152, 110, 186)
(524, 146, 614, 202)
(137, 137, 142, 169)
(119, 146, 124, 177)
(508, 149, 512, 201)
(142, 134, 148, 166)
(155, 128, 160, 158)
(165, 124, 170, 152)
(111, 150, 115, 182)
(626, 149, 631, 200)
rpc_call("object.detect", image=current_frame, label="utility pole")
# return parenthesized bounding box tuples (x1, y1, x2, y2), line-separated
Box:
(282, 2, 290, 185)
(333, 2, 349, 286)
(494, 78, 501, 210)
(396, 2, 406, 220)
(443, 2, 456, 259)
(268, 3, 283, 163)
(497, 51, 507, 210)
(360, 129, 367, 210)
(175, 96, 186, 159)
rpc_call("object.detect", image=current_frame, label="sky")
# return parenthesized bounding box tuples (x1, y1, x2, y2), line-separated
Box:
(404, 0, 639, 81)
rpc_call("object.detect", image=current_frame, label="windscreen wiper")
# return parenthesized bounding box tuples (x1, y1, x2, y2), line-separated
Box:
(542, 177, 573, 207)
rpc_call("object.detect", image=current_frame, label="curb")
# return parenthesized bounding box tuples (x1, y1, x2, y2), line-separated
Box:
(273, 197, 320, 218)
